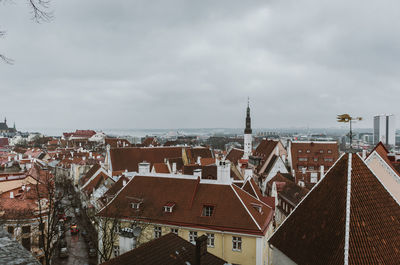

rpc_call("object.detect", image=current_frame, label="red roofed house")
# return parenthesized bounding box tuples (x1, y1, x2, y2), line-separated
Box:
(97, 160, 275, 265)
(265, 172, 308, 226)
(364, 141, 400, 201)
(269, 153, 400, 265)
(287, 140, 339, 186)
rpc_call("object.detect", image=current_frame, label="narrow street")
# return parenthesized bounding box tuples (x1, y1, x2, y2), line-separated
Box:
(55, 228, 90, 265)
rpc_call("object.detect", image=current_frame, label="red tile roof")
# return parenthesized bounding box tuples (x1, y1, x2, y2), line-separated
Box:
(269, 153, 400, 264)
(110, 147, 187, 172)
(254, 139, 278, 158)
(290, 141, 339, 183)
(98, 176, 273, 235)
(79, 164, 101, 186)
(152, 163, 170, 174)
(225, 148, 244, 165)
(100, 233, 227, 265)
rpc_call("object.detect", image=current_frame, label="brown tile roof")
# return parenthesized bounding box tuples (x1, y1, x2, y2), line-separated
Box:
(269, 153, 400, 264)
(225, 148, 243, 165)
(81, 171, 112, 196)
(152, 163, 170, 173)
(199, 157, 215, 166)
(187, 147, 214, 164)
(290, 141, 339, 183)
(267, 173, 308, 206)
(242, 177, 275, 209)
(79, 164, 101, 186)
(110, 147, 186, 172)
(100, 233, 227, 265)
(254, 139, 278, 158)
(98, 176, 273, 235)
(105, 138, 131, 148)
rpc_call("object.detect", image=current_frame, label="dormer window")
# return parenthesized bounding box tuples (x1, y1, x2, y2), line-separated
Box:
(202, 205, 214, 217)
(251, 203, 262, 213)
(163, 202, 175, 213)
(131, 202, 142, 209)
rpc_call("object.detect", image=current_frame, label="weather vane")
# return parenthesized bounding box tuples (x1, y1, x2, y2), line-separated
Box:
(337, 114, 362, 150)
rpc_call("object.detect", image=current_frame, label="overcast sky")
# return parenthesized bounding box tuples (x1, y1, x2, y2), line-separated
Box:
(1, 0, 399, 132)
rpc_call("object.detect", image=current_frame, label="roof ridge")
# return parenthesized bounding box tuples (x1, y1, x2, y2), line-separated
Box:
(268, 152, 347, 241)
(344, 153, 352, 265)
(230, 184, 262, 230)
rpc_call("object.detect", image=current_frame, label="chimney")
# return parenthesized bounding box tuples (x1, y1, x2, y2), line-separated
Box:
(244, 168, 253, 179)
(172, 162, 177, 174)
(197, 156, 201, 165)
(217, 159, 231, 184)
(8, 156, 11, 162)
(82, 156, 86, 161)
(18, 154, 22, 160)
(70, 151, 74, 158)
(302, 167, 306, 174)
(193, 169, 202, 179)
(195, 235, 207, 265)
(123, 179, 127, 186)
(10, 192, 14, 199)
(362, 149, 367, 160)
(89, 152, 93, 158)
(138, 162, 150, 175)
(320, 165, 325, 179)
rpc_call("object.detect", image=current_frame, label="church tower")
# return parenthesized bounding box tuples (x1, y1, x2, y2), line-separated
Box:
(243, 98, 252, 159)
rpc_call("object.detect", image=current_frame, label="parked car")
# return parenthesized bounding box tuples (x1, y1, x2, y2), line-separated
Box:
(70, 223, 79, 234)
(59, 247, 69, 258)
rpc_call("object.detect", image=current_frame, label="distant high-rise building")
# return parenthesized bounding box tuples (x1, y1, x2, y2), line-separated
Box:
(373, 114, 396, 147)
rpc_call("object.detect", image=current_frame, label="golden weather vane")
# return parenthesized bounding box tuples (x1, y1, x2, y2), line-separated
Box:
(337, 114, 362, 150)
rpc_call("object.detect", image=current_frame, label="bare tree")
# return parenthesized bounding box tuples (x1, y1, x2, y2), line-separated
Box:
(1, 0, 53, 64)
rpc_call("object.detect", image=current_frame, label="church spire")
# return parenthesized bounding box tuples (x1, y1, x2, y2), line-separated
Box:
(244, 97, 252, 134)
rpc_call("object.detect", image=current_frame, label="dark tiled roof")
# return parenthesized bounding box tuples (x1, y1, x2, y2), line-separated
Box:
(267, 173, 308, 206)
(261, 154, 278, 175)
(152, 163, 170, 173)
(254, 139, 278, 158)
(225, 148, 243, 165)
(0, 123, 8, 130)
(269, 154, 400, 264)
(110, 147, 186, 172)
(98, 175, 273, 235)
(100, 233, 226, 265)
(79, 164, 101, 186)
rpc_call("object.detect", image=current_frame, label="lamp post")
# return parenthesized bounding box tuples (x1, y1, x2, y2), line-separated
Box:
(337, 114, 362, 150)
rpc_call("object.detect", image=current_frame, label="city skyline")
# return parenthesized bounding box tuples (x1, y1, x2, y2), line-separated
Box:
(1, 0, 400, 129)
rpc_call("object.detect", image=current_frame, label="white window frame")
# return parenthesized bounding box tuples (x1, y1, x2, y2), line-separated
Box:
(189, 231, 198, 244)
(171, 228, 178, 235)
(164, 206, 173, 212)
(207, 233, 215, 247)
(202, 206, 214, 217)
(113, 245, 120, 257)
(154, 226, 162, 239)
(232, 236, 242, 251)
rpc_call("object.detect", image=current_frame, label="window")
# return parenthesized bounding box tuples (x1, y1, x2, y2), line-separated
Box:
(327, 149, 332, 153)
(171, 228, 178, 235)
(207, 233, 215, 247)
(298, 157, 308, 162)
(324, 158, 333, 162)
(310, 173, 318, 183)
(7, 226, 14, 235)
(298, 149, 302, 153)
(232, 236, 242, 251)
(22, 237, 31, 251)
(131, 202, 141, 209)
(113, 245, 120, 257)
(319, 150, 324, 153)
(308, 166, 314, 170)
(314, 158, 318, 162)
(154, 226, 162, 238)
(306, 149, 310, 153)
(189, 231, 198, 244)
(164, 202, 175, 212)
(22, 226, 31, 234)
(251, 203, 262, 213)
(202, 205, 214, 217)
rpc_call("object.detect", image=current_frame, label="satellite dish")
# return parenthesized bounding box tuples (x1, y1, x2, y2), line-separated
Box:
(133, 227, 142, 237)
